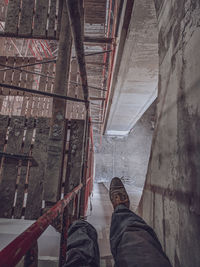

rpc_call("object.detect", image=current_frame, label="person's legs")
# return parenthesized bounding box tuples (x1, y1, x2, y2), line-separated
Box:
(64, 220, 100, 267)
(109, 177, 172, 267)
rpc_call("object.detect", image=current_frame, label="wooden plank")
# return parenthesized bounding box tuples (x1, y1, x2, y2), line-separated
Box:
(56, 0, 63, 39)
(0, 115, 9, 151)
(0, 96, 4, 112)
(33, 0, 49, 38)
(20, 58, 29, 115)
(14, 117, 34, 219)
(3, 57, 14, 96)
(26, 58, 35, 116)
(46, 62, 54, 92)
(0, 56, 6, 97)
(19, 58, 28, 90)
(11, 57, 22, 96)
(25, 117, 50, 219)
(4, 0, 21, 35)
(18, 0, 34, 37)
(0, 3, 6, 21)
(37, 63, 48, 116)
(44, 119, 68, 202)
(43, 63, 54, 117)
(47, 0, 57, 38)
(39, 63, 48, 92)
(44, 0, 72, 203)
(64, 120, 85, 220)
(0, 116, 25, 218)
(26, 58, 35, 89)
(69, 60, 77, 98)
(64, 120, 85, 193)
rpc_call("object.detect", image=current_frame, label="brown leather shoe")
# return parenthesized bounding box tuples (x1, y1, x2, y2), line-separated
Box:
(109, 177, 130, 209)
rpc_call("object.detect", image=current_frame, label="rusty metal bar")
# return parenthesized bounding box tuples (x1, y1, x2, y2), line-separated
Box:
(0, 63, 107, 92)
(0, 83, 87, 103)
(0, 184, 83, 267)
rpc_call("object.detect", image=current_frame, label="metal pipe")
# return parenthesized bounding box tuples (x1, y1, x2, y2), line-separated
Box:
(0, 83, 87, 103)
(0, 184, 83, 267)
(0, 58, 57, 72)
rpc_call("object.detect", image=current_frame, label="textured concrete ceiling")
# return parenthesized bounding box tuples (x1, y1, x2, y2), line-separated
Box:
(106, 0, 158, 135)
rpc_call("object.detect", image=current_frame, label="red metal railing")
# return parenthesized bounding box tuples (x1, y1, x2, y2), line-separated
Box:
(0, 122, 95, 267)
(0, 184, 82, 267)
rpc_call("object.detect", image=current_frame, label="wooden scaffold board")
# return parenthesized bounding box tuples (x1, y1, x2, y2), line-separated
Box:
(0, 115, 85, 220)
(1, 0, 62, 40)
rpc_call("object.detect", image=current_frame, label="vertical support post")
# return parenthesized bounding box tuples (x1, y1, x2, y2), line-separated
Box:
(44, 1, 72, 203)
(24, 242, 38, 267)
(59, 119, 85, 266)
(64, 119, 85, 218)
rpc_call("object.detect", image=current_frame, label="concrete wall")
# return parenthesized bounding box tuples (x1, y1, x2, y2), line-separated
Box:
(138, 1, 200, 266)
(105, 0, 158, 136)
(95, 102, 155, 210)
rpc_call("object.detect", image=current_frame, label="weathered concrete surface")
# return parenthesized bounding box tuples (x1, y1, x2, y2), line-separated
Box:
(106, 0, 158, 135)
(95, 102, 155, 210)
(138, 1, 200, 266)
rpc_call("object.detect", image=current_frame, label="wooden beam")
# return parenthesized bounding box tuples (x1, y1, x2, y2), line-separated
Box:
(64, 120, 85, 195)
(84, 36, 113, 44)
(25, 118, 50, 220)
(44, 1, 72, 203)
(67, 0, 89, 110)
(90, 97, 105, 101)
(0, 83, 86, 103)
(0, 116, 25, 218)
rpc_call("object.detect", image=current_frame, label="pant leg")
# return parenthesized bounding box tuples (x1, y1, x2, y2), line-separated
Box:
(64, 220, 100, 267)
(110, 204, 172, 267)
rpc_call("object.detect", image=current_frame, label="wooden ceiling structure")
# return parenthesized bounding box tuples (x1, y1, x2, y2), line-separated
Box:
(0, 0, 122, 220)
(0, 0, 120, 135)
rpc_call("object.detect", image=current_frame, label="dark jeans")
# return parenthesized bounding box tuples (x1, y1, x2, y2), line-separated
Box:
(64, 205, 172, 267)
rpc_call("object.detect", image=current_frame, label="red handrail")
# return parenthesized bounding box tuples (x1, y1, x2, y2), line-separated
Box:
(0, 183, 83, 267)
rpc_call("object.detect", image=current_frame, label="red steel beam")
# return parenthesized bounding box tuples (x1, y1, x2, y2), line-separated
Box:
(0, 183, 83, 267)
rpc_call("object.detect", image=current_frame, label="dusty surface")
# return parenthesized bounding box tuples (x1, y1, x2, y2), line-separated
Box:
(138, 1, 200, 266)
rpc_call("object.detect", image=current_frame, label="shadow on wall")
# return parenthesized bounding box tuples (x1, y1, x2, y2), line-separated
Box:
(138, 1, 200, 267)
(94, 101, 156, 211)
